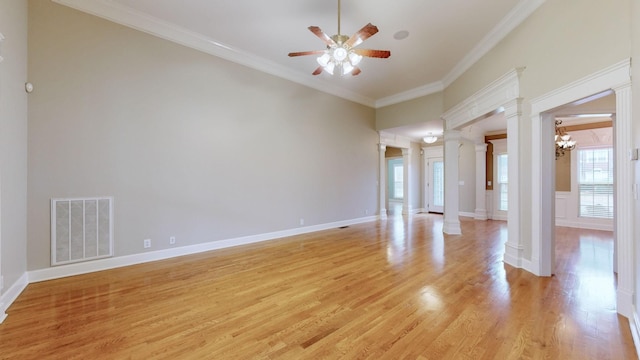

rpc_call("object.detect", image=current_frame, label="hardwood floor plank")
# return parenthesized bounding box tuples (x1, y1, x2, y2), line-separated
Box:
(0, 215, 636, 359)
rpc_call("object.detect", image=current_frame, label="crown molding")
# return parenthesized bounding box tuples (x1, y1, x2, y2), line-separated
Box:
(53, 0, 544, 109)
(375, 81, 444, 108)
(442, 0, 546, 88)
(442, 67, 524, 130)
(52, 0, 376, 107)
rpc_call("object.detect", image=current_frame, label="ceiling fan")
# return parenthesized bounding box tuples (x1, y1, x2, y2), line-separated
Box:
(288, 0, 391, 76)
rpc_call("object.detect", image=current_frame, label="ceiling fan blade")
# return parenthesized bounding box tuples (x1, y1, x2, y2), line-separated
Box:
(351, 67, 362, 76)
(288, 50, 324, 57)
(352, 49, 391, 58)
(344, 23, 379, 48)
(308, 26, 337, 47)
(312, 66, 324, 75)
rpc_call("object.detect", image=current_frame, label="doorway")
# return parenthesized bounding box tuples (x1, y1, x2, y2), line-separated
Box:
(387, 157, 404, 215)
(427, 158, 444, 213)
(530, 59, 632, 317)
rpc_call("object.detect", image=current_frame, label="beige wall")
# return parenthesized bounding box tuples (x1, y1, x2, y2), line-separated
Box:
(375, 92, 443, 131)
(27, 1, 378, 271)
(409, 142, 422, 211)
(458, 139, 476, 214)
(555, 152, 571, 191)
(445, 0, 632, 109)
(0, 0, 28, 293)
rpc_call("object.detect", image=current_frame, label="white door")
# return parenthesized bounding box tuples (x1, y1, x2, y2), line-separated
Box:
(427, 158, 444, 213)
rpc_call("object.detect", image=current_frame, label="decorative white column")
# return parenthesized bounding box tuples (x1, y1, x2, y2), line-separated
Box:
(503, 98, 524, 268)
(443, 130, 462, 234)
(474, 143, 488, 220)
(613, 83, 633, 318)
(402, 148, 411, 215)
(0, 32, 5, 324)
(378, 144, 387, 219)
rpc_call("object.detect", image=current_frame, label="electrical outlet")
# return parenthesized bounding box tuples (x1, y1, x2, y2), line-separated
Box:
(169, 236, 176, 245)
(143, 239, 151, 248)
(299, 218, 304, 226)
(365, 209, 369, 215)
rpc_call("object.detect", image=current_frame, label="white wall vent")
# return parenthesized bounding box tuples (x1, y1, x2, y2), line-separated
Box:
(51, 197, 114, 266)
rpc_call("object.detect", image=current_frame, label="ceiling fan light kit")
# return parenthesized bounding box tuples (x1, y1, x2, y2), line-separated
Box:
(288, 0, 390, 76)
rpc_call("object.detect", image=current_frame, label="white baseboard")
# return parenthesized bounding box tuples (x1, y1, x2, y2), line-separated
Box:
(631, 311, 640, 359)
(459, 212, 476, 218)
(491, 214, 508, 221)
(29, 215, 379, 283)
(555, 219, 613, 232)
(0, 273, 29, 324)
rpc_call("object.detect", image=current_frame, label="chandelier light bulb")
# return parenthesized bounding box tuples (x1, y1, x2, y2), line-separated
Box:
(342, 62, 354, 75)
(333, 47, 348, 62)
(316, 52, 331, 67)
(324, 62, 335, 75)
(348, 52, 363, 66)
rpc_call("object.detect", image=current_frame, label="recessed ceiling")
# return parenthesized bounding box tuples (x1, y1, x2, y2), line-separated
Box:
(54, 0, 544, 108)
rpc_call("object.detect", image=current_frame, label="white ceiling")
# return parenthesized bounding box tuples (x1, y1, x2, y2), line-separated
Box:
(55, 0, 544, 108)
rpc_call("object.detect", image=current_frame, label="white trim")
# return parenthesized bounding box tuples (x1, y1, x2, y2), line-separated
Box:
(375, 81, 444, 108)
(459, 212, 476, 218)
(28, 215, 378, 283)
(442, 0, 545, 88)
(521, 258, 533, 273)
(52, 0, 544, 109)
(491, 214, 508, 221)
(631, 311, 640, 360)
(379, 131, 412, 149)
(531, 60, 631, 113)
(0, 273, 29, 324)
(554, 220, 613, 232)
(442, 69, 523, 254)
(442, 68, 524, 130)
(529, 58, 632, 318)
(52, 0, 375, 108)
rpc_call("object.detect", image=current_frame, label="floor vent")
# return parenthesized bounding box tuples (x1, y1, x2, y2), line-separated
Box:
(51, 197, 114, 266)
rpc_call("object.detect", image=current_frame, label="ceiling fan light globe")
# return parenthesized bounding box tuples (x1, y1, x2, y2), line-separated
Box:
(333, 47, 348, 62)
(317, 53, 331, 67)
(342, 62, 354, 75)
(348, 52, 363, 66)
(325, 62, 335, 75)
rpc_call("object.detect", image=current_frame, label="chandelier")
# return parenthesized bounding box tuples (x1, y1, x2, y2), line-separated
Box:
(555, 119, 576, 159)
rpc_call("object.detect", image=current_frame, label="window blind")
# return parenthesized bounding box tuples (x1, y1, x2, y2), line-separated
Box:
(578, 148, 613, 219)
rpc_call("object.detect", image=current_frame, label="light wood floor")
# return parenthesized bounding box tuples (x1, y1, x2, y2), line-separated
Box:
(0, 215, 636, 359)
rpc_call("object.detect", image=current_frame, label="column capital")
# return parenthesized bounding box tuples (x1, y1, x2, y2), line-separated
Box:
(401, 148, 412, 156)
(378, 144, 387, 152)
(443, 129, 462, 141)
(475, 143, 488, 152)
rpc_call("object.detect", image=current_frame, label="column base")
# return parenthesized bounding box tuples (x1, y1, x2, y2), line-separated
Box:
(443, 219, 462, 235)
(474, 209, 488, 220)
(503, 242, 524, 268)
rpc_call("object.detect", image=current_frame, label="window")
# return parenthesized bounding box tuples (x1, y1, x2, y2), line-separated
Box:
(393, 163, 403, 199)
(578, 147, 613, 218)
(497, 154, 508, 211)
(432, 161, 444, 207)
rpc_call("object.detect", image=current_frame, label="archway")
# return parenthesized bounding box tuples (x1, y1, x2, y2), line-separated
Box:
(530, 59, 632, 317)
